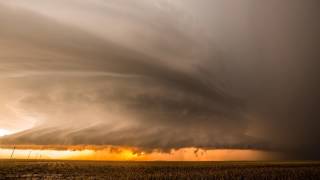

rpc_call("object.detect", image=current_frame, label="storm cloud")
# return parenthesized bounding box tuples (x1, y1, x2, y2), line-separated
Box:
(0, 0, 319, 159)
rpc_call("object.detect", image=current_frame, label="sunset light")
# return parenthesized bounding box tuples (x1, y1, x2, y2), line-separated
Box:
(0, 0, 319, 179)
(0, 146, 278, 161)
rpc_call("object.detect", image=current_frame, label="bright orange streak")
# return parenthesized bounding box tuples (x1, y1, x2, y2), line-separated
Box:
(0, 147, 280, 161)
(0, 148, 94, 160)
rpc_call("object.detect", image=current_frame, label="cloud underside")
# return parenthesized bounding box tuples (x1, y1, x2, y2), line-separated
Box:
(0, 3, 254, 151)
(0, 1, 319, 159)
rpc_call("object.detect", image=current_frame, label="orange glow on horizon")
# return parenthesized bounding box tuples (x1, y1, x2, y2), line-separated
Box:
(0, 146, 280, 161)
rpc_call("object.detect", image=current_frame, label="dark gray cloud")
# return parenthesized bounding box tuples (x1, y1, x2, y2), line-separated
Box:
(0, 1, 319, 159)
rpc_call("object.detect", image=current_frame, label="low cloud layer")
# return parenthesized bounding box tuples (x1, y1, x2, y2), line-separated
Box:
(0, 1, 319, 159)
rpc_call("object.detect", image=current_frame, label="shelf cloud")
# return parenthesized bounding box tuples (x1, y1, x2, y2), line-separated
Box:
(0, 0, 319, 159)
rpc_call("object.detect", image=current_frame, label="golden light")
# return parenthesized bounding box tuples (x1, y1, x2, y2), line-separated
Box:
(0, 148, 94, 160)
(0, 146, 280, 161)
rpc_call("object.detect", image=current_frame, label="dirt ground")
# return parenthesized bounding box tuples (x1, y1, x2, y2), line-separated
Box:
(0, 160, 320, 179)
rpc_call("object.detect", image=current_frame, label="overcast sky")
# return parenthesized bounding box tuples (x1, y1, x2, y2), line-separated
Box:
(0, 0, 319, 159)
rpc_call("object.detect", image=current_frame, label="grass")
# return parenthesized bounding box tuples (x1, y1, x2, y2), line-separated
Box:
(0, 160, 319, 179)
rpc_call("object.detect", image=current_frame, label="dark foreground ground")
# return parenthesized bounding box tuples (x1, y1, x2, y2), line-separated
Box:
(0, 160, 320, 180)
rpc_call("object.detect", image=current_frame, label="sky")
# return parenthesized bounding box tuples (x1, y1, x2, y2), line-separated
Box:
(0, 0, 319, 160)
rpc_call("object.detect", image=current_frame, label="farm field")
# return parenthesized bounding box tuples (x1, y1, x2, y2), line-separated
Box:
(0, 160, 320, 179)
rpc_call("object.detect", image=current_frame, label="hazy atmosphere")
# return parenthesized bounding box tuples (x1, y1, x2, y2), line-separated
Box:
(0, 0, 319, 160)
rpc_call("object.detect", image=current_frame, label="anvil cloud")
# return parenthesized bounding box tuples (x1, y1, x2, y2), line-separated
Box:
(0, 0, 319, 159)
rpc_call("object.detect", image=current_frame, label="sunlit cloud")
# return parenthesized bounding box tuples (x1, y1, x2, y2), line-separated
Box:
(0, 0, 319, 160)
(0, 129, 12, 137)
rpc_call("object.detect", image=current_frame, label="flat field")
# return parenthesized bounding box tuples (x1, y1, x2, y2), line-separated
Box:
(0, 160, 319, 179)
